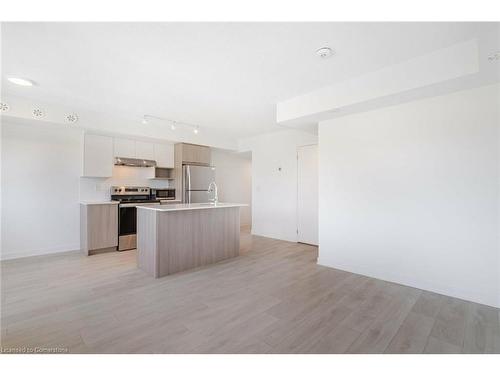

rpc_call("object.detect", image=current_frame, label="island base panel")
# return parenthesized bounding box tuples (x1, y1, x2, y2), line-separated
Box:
(137, 207, 240, 278)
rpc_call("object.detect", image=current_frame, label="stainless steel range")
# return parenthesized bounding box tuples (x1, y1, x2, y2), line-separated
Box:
(111, 186, 161, 251)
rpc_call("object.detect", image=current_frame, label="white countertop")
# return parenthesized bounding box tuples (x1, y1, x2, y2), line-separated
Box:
(160, 199, 182, 203)
(137, 202, 248, 212)
(80, 201, 120, 205)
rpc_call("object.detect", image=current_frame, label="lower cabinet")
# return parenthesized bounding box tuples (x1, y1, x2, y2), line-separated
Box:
(80, 203, 118, 255)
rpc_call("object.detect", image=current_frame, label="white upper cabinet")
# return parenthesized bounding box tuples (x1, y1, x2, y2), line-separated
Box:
(154, 143, 175, 168)
(82, 134, 113, 177)
(113, 138, 156, 161)
(135, 141, 155, 160)
(113, 138, 136, 158)
(105, 137, 174, 170)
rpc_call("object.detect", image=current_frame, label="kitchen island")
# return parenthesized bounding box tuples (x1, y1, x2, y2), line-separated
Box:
(136, 203, 247, 278)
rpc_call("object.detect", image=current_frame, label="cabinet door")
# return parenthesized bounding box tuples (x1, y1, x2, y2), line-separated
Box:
(182, 143, 211, 165)
(197, 146, 211, 165)
(135, 141, 155, 160)
(113, 138, 136, 158)
(87, 204, 118, 251)
(154, 143, 174, 168)
(181, 143, 197, 164)
(83, 134, 113, 177)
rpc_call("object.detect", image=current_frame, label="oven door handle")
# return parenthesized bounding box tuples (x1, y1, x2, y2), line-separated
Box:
(119, 203, 139, 208)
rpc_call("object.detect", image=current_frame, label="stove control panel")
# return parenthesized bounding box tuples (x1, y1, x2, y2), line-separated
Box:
(111, 186, 150, 195)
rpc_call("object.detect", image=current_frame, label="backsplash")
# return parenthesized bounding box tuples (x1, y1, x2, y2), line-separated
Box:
(80, 165, 173, 201)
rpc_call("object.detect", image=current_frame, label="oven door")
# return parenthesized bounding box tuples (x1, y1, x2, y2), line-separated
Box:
(118, 206, 137, 251)
(119, 206, 137, 236)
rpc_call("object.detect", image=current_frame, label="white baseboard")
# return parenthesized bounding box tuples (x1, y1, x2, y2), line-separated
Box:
(317, 257, 499, 309)
(0, 243, 81, 261)
(250, 229, 297, 243)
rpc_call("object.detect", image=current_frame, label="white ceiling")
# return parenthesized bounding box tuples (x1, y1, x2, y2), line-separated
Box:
(1, 22, 498, 140)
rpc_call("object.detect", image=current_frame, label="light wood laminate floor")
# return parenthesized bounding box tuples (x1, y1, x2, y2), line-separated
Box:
(1, 228, 499, 354)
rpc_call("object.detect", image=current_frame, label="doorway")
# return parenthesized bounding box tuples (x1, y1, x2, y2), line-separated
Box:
(297, 144, 318, 245)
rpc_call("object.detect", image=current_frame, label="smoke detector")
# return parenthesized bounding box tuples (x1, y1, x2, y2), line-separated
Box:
(316, 47, 334, 59)
(0, 102, 10, 112)
(32, 108, 45, 118)
(66, 113, 79, 124)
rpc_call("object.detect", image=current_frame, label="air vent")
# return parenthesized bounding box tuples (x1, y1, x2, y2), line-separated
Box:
(32, 108, 45, 118)
(66, 113, 79, 124)
(0, 102, 10, 112)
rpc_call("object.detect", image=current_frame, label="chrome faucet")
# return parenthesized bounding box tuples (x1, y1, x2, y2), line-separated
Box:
(207, 181, 218, 204)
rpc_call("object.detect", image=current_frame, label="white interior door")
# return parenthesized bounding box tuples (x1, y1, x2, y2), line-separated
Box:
(297, 144, 318, 245)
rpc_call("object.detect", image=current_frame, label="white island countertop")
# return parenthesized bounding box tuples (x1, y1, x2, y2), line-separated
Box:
(80, 201, 120, 205)
(136, 202, 247, 212)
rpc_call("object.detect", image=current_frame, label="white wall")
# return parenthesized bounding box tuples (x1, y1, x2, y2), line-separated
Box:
(211, 149, 252, 226)
(239, 129, 318, 242)
(318, 83, 500, 308)
(1, 120, 83, 259)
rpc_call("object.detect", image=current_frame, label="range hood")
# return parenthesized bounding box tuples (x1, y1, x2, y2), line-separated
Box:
(114, 157, 157, 168)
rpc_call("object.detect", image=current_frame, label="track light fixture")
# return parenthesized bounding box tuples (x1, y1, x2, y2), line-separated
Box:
(142, 115, 201, 134)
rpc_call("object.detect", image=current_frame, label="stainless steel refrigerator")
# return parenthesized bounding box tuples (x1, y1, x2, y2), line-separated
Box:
(182, 165, 216, 203)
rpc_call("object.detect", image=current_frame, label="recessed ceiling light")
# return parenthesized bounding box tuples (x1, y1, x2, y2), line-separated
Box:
(193, 127, 199, 134)
(32, 108, 45, 118)
(488, 51, 500, 62)
(316, 47, 334, 59)
(0, 102, 10, 112)
(141, 118, 148, 125)
(66, 113, 79, 124)
(7, 77, 35, 86)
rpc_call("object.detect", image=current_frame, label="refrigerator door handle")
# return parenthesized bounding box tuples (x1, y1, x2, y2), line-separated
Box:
(184, 165, 192, 203)
(186, 165, 191, 191)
